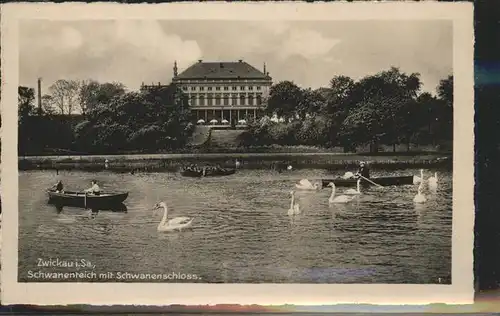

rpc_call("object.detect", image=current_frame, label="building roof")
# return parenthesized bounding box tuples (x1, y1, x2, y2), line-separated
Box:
(174, 60, 271, 80)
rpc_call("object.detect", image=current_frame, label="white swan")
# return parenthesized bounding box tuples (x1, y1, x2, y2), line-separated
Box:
(344, 179, 361, 195)
(413, 183, 427, 203)
(153, 202, 194, 232)
(413, 169, 424, 185)
(428, 172, 438, 189)
(295, 179, 320, 190)
(288, 191, 301, 216)
(327, 182, 354, 204)
(342, 172, 355, 180)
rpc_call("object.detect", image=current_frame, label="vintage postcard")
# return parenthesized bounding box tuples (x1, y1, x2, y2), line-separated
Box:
(1, 2, 473, 306)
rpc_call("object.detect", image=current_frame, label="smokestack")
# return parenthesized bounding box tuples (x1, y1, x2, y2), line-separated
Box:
(37, 77, 42, 115)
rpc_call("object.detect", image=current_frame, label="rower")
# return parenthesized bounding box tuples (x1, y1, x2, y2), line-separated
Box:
(52, 180, 64, 193)
(85, 180, 101, 196)
(355, 161, 370, 179)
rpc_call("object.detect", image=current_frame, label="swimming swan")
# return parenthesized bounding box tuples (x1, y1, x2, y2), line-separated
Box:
(428, 172, 438, 189)
(327, 182, 354, 204)
(413, 169, 424, 185)
(295, 179, 320, 190)
(288, 191, 301, 215)
(413, 183, 427, 203)
(153, 202, 194, 232)
(344, 179, 361, 195)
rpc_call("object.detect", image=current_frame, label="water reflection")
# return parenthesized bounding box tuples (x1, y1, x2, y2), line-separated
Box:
(19, 167, 452, 284)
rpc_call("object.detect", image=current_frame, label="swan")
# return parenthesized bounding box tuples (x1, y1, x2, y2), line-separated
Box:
(428, 172, 438, 189)
(295, 179, 320, 190)
(413, 183, 427, 203)
(344, 179, 361, 195)
(327, 182, 354, 204)
(153, 202, 194, 232)
(342, 172, 355, 180)
(288, 191, 301, 215)
(413, 169, 424, 185)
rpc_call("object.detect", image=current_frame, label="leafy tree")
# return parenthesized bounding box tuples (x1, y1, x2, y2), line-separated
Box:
(265, 81, 303, 120)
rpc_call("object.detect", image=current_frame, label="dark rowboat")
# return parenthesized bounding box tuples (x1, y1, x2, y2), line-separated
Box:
(181, 167, 236, 178)
(321, 175, 415, 188)
(47, 190, 129, 209)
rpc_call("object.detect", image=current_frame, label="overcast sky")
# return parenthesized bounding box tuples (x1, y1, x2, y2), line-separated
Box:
(19, 19, 452, 95)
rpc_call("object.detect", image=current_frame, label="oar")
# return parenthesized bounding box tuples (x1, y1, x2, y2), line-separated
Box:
(359, 175, 383, 188)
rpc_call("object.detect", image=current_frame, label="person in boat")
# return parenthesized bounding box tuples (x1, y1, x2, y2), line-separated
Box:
(52, 180, 64, 193)
(85, 180, 101, 196)
(355, 161, 370, 179)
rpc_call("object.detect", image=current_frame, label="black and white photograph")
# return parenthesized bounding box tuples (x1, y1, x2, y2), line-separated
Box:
(1, 2, 473, 306)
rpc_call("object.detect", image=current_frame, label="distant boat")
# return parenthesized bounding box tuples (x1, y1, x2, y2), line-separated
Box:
(180, 167, 236, 178)
(321, 175, 414, 188)
(47, 190, 128, 209)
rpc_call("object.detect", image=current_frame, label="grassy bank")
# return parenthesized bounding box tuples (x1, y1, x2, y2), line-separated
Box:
(19, 150, 452, 172)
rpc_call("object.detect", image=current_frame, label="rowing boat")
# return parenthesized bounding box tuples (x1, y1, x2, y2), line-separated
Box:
(47, 190, 129, 209)
(321, 175, 414, 188)
(180, 168, 236, 178)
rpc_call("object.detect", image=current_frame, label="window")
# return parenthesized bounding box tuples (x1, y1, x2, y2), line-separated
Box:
(216, 87, 221, 91)
(191, 87, 196, 91)
(224, 86, 229, 91)
(223, 95, 229, 105)
(248, 86, 253, 91)
(232, 95, 238, 105)
(256, 86, 261, 90)
(207, 95, 213, 106)
(182, 86, 188, 91)
(208, 87, 213, 91)
(190, 95, 197, 106)
(240, 86, 245, 90)
(256, 95, 262, 106)
(248, 95, 254, 106)
(200, 87, 205, 91)
(215, 95, 221, 106)
(232, 86, 237, 91)
(240, 94, 246, 106)
(199, 95, 205, 106)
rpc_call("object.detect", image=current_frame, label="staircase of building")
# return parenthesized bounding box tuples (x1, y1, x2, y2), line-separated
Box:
(186, 125, 212, 147)
(208, 129, 245, 148)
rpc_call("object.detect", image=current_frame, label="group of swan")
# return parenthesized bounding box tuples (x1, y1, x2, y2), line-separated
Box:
(289, 178, 363, 215)
(290, 169, 440, 213)
(413, 170, 439, 204)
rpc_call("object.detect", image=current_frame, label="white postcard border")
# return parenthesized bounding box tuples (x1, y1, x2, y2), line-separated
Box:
(1, 1, 474, 306)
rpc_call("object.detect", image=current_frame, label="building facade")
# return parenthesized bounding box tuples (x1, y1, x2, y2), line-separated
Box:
(143, 59, 272, 125)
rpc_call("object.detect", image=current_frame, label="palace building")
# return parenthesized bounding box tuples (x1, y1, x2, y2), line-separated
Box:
(142, 59, 272, 125)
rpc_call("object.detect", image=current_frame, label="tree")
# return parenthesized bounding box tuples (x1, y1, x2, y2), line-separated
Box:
(437, 75, 453, 107)
(339, 67, 423, 152)
(265, 81, 303, 120)
(74, 83, 191, 153)
(296, 88, 326, 119)
(48, 79, 80, 114)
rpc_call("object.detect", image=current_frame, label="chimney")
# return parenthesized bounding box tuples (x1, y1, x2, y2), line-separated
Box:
(37, 77, 42, 115)
(198, 59, 203, 63)
(173, 60, 178, 77)
(220, 62, 224, 68)
(263, 62, 266, 75)
(238, 59, 243, 63)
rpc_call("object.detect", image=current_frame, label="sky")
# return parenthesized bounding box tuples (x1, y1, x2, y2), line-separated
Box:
(19, 19, 453, 95)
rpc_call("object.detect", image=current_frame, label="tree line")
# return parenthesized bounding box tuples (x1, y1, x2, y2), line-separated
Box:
(18, 80, 193, 155)
(18, 66, 453, 155)
(239, 67, 453, 152)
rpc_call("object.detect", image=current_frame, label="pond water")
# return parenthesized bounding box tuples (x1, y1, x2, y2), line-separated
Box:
(18, 167, 452, 284)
